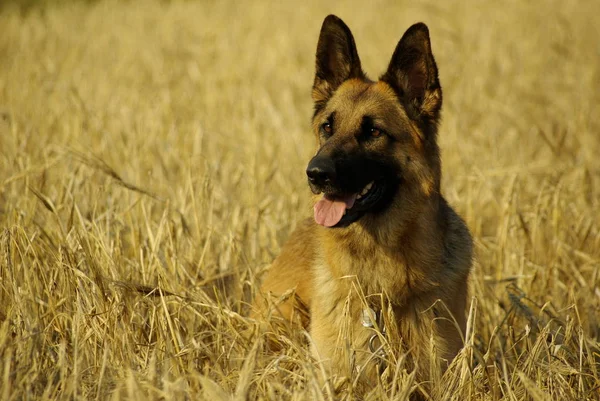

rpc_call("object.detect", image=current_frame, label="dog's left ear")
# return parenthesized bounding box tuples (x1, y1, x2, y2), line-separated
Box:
(381, 23, 442, 123)
(313, 15, 364, 111)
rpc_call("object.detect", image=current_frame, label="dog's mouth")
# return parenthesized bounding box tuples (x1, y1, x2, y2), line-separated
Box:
(313, 179, 393, 228)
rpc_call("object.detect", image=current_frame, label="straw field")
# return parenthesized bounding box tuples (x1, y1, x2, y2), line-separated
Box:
(0, 0, 599, 399)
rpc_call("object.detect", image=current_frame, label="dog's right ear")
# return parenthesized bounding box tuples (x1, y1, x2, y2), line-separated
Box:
(380, 23, 442, 125)
(312, 15, 363, 112)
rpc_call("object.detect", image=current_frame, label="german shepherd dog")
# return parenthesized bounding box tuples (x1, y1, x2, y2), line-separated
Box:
(254, 15, 473, 396)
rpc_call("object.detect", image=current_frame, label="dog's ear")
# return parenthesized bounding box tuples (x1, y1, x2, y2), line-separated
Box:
(381, 23, 442, 123)
(312, 15, 363, 111)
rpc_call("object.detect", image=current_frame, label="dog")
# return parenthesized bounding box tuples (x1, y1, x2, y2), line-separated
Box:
(253, 15, 473, 396)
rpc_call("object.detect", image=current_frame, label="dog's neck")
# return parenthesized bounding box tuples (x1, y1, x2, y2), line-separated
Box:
(327, 192, 443, 249)
(317, 193, 445, 302)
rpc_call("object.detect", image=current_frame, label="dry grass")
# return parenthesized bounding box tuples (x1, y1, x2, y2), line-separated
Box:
(1, 0, 599, 399)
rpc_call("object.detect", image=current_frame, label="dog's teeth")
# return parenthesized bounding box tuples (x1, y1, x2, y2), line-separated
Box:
(360, 182, 374, 196)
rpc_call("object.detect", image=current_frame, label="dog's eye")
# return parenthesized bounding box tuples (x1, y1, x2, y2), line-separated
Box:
(370, 127, 383, 138)
(321, 122, 333, 135)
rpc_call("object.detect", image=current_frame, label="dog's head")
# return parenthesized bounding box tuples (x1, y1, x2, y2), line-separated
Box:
(308, 15, 443, 228)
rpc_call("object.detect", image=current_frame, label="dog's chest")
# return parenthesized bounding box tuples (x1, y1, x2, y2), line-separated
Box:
(318, 239, 411, 299)
(310, 255, 404, 379)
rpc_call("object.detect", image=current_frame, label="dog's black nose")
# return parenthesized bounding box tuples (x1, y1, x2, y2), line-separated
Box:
(306, 156, 336, 187)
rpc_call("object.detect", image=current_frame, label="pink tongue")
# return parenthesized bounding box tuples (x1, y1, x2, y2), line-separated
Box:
(314, 194, 357, 227)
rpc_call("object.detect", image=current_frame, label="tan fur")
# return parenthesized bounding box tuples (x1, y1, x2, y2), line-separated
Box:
(252, 16, 472, 397)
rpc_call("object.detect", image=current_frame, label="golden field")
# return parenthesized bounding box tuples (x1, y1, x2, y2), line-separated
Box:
(0, 0, 599, 399)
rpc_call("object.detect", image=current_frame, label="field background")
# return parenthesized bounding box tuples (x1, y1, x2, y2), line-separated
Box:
(1, 0, 599, 399)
